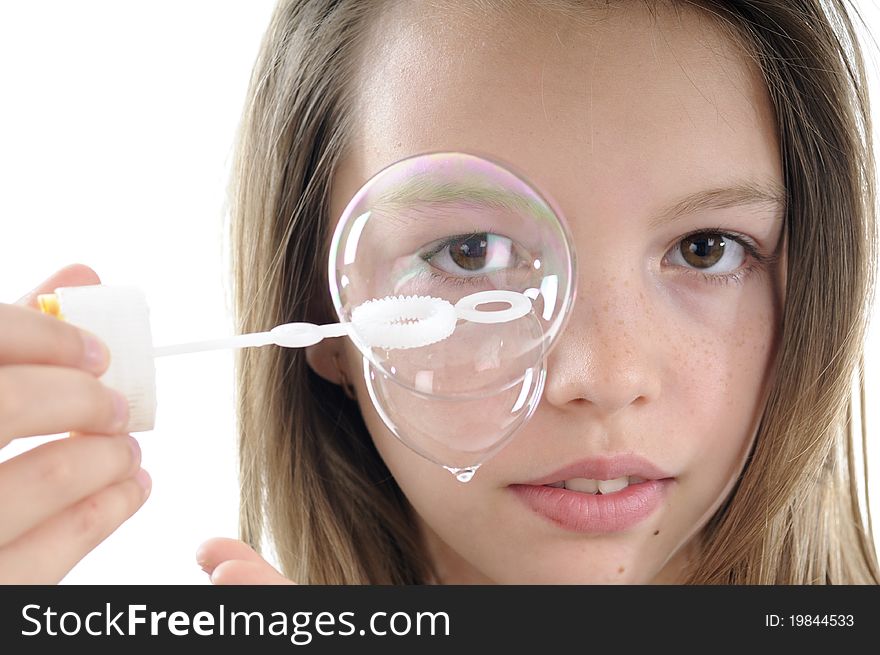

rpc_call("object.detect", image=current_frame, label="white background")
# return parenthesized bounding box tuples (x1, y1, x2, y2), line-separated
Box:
(1, 1, 879, 584)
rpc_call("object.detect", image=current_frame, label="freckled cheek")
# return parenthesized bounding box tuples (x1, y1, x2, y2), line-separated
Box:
(665, 285, 779, 483)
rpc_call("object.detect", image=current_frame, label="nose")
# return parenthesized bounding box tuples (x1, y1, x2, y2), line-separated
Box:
(541, 267, 662, 416)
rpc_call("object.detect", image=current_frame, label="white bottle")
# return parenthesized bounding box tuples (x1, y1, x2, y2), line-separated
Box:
(39, 285, 158, 432)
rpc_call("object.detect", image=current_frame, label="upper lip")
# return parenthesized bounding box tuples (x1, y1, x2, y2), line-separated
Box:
(514, 453, 675, 486)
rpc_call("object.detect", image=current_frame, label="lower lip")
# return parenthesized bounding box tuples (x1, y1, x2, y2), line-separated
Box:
(508, 479, 673, 534)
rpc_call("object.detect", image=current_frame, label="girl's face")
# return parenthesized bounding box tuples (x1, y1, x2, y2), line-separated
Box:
(324, 1, 786, 583)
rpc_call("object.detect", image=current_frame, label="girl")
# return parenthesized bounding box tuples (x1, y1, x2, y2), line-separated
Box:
(2, 0, 878, 584)
(201, 0, 880, 584)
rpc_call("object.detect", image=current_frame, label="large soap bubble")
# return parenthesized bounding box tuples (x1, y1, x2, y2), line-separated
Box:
(328, 152, 577, 481)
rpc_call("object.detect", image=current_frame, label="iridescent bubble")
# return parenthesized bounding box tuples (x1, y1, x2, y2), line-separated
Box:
(328, 152, 577, 481)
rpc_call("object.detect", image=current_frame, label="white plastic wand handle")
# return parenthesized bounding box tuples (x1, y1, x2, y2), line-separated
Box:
(153, 321, 351, 357)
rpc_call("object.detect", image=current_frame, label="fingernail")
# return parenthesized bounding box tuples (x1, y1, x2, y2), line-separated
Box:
(127, 435, 141, 467)
(134, 468, 152, 496)
(80, 331, 109, 374)
(112, 390, 129, 433)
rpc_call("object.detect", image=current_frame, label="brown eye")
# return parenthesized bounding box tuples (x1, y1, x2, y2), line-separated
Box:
(422, 232, 519, 279)
(668, 231, 747, 275)
(679, 233, 726, 269)
(449, 233, 489, 271)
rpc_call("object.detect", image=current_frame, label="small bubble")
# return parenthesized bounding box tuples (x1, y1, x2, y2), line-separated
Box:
(456, 467, 477, 483)
(444, 465, 480, 483)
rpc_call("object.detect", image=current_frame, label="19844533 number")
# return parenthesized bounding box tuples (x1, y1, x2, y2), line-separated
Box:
(765, 614, 854, 627)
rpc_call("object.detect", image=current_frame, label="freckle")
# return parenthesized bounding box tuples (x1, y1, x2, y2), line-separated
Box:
(653, 530, 660, 536)
(618, 566, 625, 574)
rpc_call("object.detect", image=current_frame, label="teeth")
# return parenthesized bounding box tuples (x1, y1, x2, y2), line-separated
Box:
(597, 477, 629, 494)
(564, 478, 599, 494)
(543, 475, 649, 494)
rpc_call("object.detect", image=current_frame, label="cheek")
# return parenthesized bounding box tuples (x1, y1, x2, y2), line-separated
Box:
(343, 346, 499, 569)
(662, 276, 781, 512)
(353, 376, 489, 552)
(341, 342, 472, 499)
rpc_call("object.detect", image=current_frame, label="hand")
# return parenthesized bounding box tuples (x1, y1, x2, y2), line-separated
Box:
(0, 263, 151, 583)
(196, 537, 295, 585)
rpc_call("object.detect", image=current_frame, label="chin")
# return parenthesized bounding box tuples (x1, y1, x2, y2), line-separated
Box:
(485, 558, 655, 585)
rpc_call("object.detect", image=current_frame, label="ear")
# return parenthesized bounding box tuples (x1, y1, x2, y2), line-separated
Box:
(305, 337, 345, 385)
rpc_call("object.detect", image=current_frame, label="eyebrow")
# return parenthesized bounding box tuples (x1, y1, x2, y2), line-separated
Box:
(372, 176, 787, 228)
(373, 178, 557, 226)
(646, 181, 787, 229)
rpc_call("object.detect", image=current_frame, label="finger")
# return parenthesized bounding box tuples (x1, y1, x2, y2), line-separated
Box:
(0, 365, 127, 447)
(0, 433, 141, 545)
(0, 469, 151, 584)
(209, 560, 295, 586)
(196, 537, 267, 575)
(0, 303, 110, 375)
(15, 263, 102, 308)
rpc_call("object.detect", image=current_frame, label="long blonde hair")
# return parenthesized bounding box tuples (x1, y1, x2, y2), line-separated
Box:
(227, 0, 880, 583)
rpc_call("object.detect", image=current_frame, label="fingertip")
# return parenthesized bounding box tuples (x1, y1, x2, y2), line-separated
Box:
(58, 263, 102, 286)
(17, 263, 102, 308)
(196, 537, 238, 574)
(208, 560, 237, 585)
(199, 537, 262, 567)
(133, 468, 151, 498)
(209, 560, 293, 586)
(78, 329, 111, 376)
(195, 540, 218, 574)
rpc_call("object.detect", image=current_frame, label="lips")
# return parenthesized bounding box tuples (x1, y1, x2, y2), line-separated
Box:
(507, 453, 675, 533)
(516, 453, 674, 487)
(509, 479, 672, 533)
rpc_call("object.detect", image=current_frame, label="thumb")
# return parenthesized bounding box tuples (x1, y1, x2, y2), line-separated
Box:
(209, 560, 296, 585)
(196, 537, 295, 585)
(15, 263, 102, 309)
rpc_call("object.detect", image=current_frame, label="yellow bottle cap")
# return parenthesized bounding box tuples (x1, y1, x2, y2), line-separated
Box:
(37, 293, 65, 320)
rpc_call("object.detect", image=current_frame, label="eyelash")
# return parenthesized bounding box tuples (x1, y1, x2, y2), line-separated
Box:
(419, 231, 510, 288)
(420, 228, 780, 288)
(670, 228, 778, 287)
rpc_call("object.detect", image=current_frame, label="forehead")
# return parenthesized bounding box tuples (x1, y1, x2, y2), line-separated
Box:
(333, 0, 780, 227)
